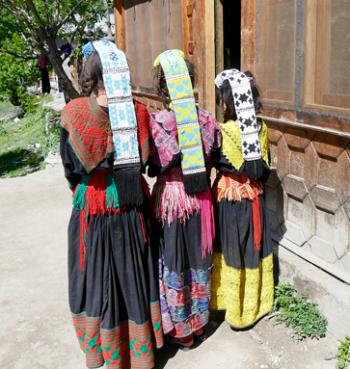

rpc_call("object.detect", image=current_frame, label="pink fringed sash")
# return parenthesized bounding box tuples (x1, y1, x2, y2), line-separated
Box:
(152, 168, 200, 224)
(197, 190, 215, 258)
(152, 168, 215, 258)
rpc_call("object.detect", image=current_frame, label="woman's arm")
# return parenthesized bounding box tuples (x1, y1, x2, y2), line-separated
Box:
(60, 128, 83, 190)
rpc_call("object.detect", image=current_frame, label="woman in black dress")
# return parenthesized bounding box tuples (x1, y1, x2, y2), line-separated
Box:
(60, 40, 163, 369)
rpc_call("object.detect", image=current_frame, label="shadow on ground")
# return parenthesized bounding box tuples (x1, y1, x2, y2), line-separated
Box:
(155, 312, 225, 369)
(0, 148, 43, 177)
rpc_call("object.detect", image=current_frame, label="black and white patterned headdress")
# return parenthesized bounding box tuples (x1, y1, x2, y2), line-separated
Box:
(215, 69, 262, 162)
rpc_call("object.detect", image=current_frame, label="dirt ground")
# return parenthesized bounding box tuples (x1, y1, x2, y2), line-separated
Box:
(0, 162, 339, 369)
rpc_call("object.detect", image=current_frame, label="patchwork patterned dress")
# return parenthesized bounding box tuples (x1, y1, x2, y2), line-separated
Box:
(60, 96, 163, 369)
(148, 108, 221, 338)
(210, 119, 274, 329)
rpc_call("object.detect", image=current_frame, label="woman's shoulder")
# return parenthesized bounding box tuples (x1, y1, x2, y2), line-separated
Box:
(259, 120, 268, 140)
(150, 108, 174, 120)
(198, 107, 220, 130)
(62, 96, 89, 112)
(133, 100, 150, 126)
(61, 97, 86, 128)
(150, 109, 176, 131)
(198, 107, 213, 121)
(260, 120, 268, 130)
(134, 100, 148, 114)
(220, 119, 239, 130)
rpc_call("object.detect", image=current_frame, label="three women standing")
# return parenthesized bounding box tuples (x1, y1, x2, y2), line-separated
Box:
(60, 41, 273, 368)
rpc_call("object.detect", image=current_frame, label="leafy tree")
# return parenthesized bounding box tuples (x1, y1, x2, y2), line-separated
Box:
(0, 12, 40, 107)
(0, 35, 40, 107)
(0, 0, 114, 102)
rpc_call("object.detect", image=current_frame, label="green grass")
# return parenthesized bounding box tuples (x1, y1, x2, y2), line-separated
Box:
(0, 101, 60, 177)
(0, 99, 22, 119)
(38, 94, 54, 104)
(337, 336, 350, 369)
(274, 283, 328, 341)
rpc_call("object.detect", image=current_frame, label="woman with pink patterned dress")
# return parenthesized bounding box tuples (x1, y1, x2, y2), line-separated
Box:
(147, 50, 221, 348)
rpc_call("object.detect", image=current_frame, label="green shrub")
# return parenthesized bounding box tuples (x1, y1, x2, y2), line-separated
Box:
(17, 87, 39, 113)
(337, 336, 350, 369)
(274, 283, 328, 341)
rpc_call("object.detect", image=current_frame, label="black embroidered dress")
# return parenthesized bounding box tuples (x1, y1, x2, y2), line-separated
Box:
(60, 96, 163, 369)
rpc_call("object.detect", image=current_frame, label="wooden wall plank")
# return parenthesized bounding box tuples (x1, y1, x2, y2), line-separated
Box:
(203, 0, 216, 114)
(114, 0, 126, 51)
(241, 0, 256, 74)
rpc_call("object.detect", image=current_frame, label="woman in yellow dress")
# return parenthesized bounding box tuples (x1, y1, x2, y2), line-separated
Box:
(210, 69, 274, 329)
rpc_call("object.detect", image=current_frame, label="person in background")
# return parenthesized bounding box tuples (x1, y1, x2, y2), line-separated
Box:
(147, 49, 221, 349)
(60, 39, 163, 369)
(210, 69, 274, 329)
(38, 53, 51, 94)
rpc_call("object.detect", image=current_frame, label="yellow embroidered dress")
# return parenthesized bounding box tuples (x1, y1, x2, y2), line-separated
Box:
(210, 119, 274, 329)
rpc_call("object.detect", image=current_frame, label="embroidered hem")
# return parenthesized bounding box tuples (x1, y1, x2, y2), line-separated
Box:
(159, 264, 211, 338)
(211, 252, 274, 329)
(72, 302, 163, 369)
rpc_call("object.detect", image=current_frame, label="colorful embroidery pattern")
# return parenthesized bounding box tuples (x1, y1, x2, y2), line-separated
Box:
(149, 108, 220, 169)
(72, 304, 163, 369)
(150, 301, 164, 348)
(103, 321, 153, 369)
(211, 252, 274, 329)
(92, 40, 140, 167)
(61, 96, 114, 173)
(154, 50, 206, 191)
(72, 314, 104, 368)
(158, 262, 211, 338)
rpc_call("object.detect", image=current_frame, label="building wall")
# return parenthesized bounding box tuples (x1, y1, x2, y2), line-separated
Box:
(114, 0, 215, 113)
(242, 0, 350, 283)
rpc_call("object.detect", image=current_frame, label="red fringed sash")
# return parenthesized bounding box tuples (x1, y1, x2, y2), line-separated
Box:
(214, 172, 263, 252)
(76, 171, 151, 272)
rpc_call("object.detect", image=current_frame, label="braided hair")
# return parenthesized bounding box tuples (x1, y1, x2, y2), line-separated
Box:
(154, 59, 195, 109)
(79, 52, 104, 96)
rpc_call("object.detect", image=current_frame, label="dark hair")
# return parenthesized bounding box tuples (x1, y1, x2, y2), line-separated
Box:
(80, 52, 104, 96)
(154, 59, 195, 108)
(216, 70, 262, 122)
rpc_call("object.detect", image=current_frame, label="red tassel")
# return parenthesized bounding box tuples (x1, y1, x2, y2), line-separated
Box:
(252, 196, 262, 252)
(85, 172, 107, 215)
(138, 209, 148, 243)
(79, 209, 89, 271)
